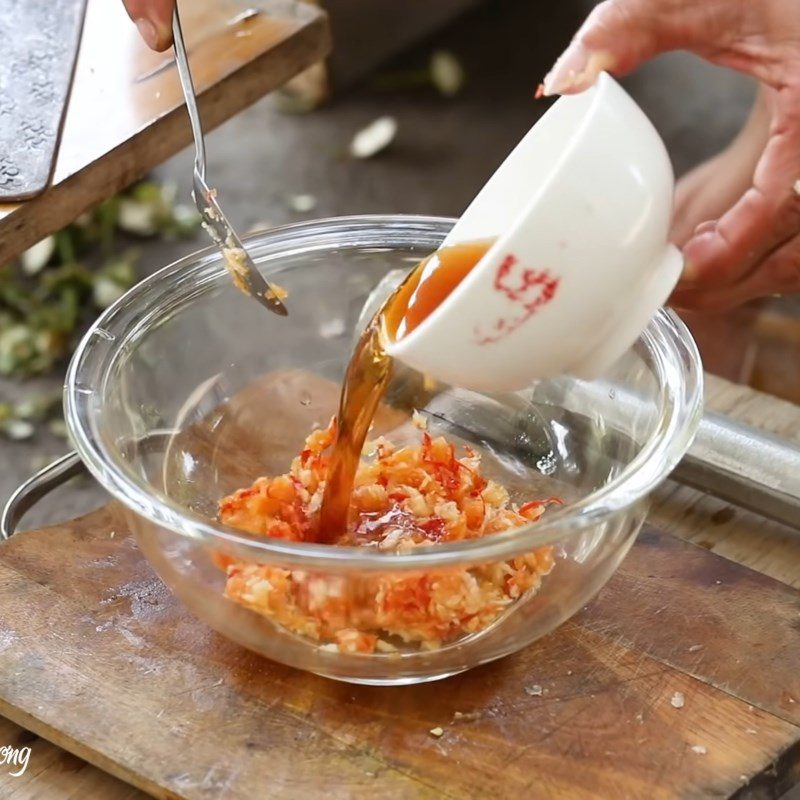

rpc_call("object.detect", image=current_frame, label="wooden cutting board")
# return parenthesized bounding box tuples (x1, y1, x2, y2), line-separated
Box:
(1, 504, 800, 799)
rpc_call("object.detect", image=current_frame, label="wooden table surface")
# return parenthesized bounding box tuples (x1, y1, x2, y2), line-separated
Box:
(0, 373, 798, 799)
(0, 0, 330, 265)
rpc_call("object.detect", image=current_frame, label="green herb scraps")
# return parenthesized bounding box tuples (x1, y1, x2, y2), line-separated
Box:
(0, 392, 62, 441)
(1, 179, 200, 443)
(0, 180, 200, 380)
(371, 49, 465, 97)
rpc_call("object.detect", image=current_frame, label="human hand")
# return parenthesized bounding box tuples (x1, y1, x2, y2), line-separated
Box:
(543, 0, 800, 311)
(123, 0, 175, 51)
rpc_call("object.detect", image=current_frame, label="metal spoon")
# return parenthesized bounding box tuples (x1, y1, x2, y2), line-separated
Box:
(171, 6, 288, 316)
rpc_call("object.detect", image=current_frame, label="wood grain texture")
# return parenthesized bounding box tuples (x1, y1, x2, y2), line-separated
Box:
(0, 718, 146, 800)
(1, 507, 800, 799)
(651, 375, 800, 589)
(2, 374, 800, 799)
(0, 0, 330, 264)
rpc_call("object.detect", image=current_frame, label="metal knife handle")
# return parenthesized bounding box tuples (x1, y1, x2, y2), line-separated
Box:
(676, 411, 800, 529)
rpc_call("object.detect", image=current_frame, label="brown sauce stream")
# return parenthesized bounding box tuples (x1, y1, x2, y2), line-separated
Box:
(317, 239, 493, 541)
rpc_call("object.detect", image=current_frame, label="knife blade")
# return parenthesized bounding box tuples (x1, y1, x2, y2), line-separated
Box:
(0, 0, 87, 201)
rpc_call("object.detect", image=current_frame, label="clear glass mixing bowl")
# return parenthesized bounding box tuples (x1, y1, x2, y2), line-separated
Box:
(65, 216, 702, 685)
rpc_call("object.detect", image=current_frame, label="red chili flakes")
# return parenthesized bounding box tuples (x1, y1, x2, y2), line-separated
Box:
(217, 421, 559, 653)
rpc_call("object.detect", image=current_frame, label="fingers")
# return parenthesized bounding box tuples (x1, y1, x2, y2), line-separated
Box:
(543, 0, 744, 95)
(671, 88, 770, 247)
(673, 230, 800, 311)
(680, 90, 800, 290)
(123, 0, 175, 51)
(542, 0, 800, 309)
(671, 156, 749, 248)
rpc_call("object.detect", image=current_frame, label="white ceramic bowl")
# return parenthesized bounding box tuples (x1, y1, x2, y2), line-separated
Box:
(389, 72, 682, 392)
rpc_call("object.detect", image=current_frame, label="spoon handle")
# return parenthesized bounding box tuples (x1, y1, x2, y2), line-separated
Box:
(171, 6, 206, 179)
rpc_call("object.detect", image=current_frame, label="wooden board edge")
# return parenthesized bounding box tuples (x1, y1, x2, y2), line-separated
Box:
(4, 514, 800, 798)
(0, 8, 331, 264)
(733, 736, 800, 800)
(3, 560, 800, 800)
(0, 700, 173, 800)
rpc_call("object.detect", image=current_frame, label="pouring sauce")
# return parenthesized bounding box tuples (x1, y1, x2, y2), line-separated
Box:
(396, 239, 493, 338)
(318, 239, 493, 541)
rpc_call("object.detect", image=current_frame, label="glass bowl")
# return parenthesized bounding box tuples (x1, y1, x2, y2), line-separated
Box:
(65, 215, 702, 685)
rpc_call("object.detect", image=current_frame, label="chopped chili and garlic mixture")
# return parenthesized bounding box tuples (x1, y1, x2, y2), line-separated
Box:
(218, 418, 558, 654)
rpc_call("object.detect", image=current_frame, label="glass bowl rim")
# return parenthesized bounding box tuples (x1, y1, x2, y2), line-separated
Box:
(65, 214, 703, 571)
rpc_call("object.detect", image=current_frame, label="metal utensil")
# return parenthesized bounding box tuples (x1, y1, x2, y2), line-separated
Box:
(171, 6, 288, 316)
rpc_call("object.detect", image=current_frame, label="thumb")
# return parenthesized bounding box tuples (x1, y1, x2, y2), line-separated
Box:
(123, 0, 175, 51)
(543, 0, 743, 96)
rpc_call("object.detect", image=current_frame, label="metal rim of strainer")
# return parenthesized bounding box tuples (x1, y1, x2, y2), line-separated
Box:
(64, 215, 704, 572)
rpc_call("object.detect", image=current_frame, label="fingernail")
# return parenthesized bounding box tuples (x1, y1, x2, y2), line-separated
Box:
(693, 220, 716, 237)
(543, 42, 589, 96)
(543, 44, 614, 96)
(135, 17, 159, 49)
(681, 225, 720, 283)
